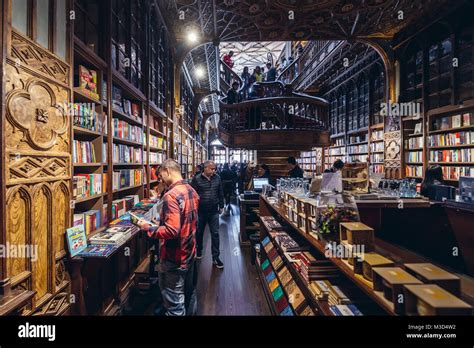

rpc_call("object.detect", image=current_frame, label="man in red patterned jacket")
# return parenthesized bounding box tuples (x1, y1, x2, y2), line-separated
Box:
(138, 159, 199, 316)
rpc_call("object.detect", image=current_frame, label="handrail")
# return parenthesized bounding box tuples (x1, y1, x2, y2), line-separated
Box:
(220, 58, 242, 89)
(218, 93, 329, 134)
(276, 42, 315, 85)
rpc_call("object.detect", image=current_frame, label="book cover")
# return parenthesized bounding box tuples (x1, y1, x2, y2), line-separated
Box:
(271, 286, 284, 302)
(78, 65, 99, 99)
(275, 295, 289, 313)
(261, 259, 270, 271)
(78, 244, 116, 258)
(269, 278, 280, 292)
(452, 114, 462, 128)
(266, 271, 276, 283)
(279, 305, 294, 316)
(66, 225, 87, 257)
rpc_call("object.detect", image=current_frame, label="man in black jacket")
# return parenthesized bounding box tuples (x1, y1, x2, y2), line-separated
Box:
(191, 160, 225, 269)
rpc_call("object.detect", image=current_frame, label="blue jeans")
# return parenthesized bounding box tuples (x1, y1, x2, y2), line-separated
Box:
(157, 260, 197, 316)
(196, 211, 220, 259)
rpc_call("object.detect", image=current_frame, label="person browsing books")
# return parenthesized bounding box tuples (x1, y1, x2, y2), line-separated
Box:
(137, 159, 199, 316)
(191, 160, 225, 269)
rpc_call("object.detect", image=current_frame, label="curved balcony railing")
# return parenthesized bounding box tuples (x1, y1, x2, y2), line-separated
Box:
(218, 93, 329, 134)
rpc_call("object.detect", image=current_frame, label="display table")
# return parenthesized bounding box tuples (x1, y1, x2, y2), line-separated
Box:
(238, 194, 260, 245)
(259, 195, 474, 314)
(68, 229, 150, 315)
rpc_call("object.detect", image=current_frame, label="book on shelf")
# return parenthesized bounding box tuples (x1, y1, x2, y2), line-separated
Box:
(73, 174, 103, 200)
(348, 144, 368, 154)
(440, 166, 474, 180)
(370, 164, 384, 174)
(431, 112, 474, 131)
(284, 280, 305, 310)
(330, 304, 363, 316)
(406, 137, 424, 149)
(72, 103, 103, 133)
(113, 169, 143, 190)
(76, 65, 99, 100)
(349, 134, 367, 143)
(428, 131, 474, 147)
(101, 79, 107, 104)
(72, 140, 96, 164)
(112, 85, 123, 110)
(371, 130, 384, 141)
(370, 141, 384, 152)
(406, 165, 423, 178)
(429, 148, 474, 163)
(74, 210, 101, 235)
(406, 152, 423, 163)
(113, 119, 143, 143)
(112, 143, 143, 163)
(414, 123, 422, 134)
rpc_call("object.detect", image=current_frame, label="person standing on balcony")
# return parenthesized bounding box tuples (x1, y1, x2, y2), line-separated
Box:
(227, 81, 242, 105)
(265, 63, 277, 82)
(287, 156, 304, 178)
(241, 66, 251, 100)
(223, 51, 235, 84)
(191, 160, 225, 269)
(254, 66, 263, 83)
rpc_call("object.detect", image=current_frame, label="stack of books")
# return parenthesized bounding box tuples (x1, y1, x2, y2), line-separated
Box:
(329, 304, 363, 316)
(296, 252, 338, 283)
(89, 225, 138, 247)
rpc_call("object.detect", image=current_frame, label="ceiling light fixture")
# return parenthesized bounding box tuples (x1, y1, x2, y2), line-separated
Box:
(187, 30, 199, 44)
(195, 66, 206, 79)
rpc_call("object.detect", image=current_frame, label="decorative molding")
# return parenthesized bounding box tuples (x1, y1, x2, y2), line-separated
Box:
(10, 31, 70, 84)
(8, 154, 70, 185)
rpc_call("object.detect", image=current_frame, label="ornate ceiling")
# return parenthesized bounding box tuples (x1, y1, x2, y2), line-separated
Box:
(158, 0, 453, 43)
(219, 41, 287, 75)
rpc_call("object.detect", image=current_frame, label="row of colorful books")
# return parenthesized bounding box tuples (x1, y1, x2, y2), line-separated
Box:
(370, 164, 384, 174)
(406, 165, 423, 178)
(370, 141, 384, 152)
(370, 153, 384, 163)
(405, 136, 424, 150)
(309, 281, 362, 315)
(112, 169, 143, 191)
(406, 151, 423, 163)
(430, 112, 474, 131)
(429, 148, 474, 163)
(347, 144, 368, 154)
(428, 131, 474, 147)
(329, 147, 346, 156)
(440, 166, 474, 180)
(371, 130, 384, 141)
(146, 151, 164, 165)
(112, 143, 143, 164)
(113, 119, 144, 143)
(112, 85, 142, 121)
(73, 174, 105, 199)
(147, 116, 163, 132)
(262, 237, 315, 316)
(349, 134, 368, 144)
(73, 140, 97, 164)
(148, 134, 165, 149)
(72, 103, 106, 133)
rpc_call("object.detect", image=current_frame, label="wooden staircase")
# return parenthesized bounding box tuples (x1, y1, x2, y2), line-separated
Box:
(256, 150, 301, 178)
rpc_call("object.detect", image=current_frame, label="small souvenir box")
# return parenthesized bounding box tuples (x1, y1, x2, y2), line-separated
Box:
(373, 267, 423, 314)
(362, 253, 395, 282)
(404, 263, 461, 296)
(404, 284, 472, 316)
(339, 222, 374, 251)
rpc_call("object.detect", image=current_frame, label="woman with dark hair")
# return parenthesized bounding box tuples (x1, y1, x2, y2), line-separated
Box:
(421, 165, 445, 197)
(257, 164, 271, 179)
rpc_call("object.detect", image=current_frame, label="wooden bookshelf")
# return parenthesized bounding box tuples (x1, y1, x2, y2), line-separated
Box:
(426, 107, 474, 183)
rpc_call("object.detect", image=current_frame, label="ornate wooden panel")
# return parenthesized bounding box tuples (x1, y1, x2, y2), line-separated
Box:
(384, 131, 402, 179)
(3, 30, 72, 315)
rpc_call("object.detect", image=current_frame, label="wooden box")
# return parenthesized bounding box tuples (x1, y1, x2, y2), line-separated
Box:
(373, 267, 423, 314)
(404, 284, 472, 316)
(404, 263, 461, 296)
(362, 253, 395, 282)
(340, 222, 374, 251)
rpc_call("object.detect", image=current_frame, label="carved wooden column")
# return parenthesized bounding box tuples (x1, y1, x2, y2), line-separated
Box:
(1, 29, 72, 315)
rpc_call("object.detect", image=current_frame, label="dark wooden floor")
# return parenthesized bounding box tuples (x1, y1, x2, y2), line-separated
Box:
(195, 203, 270, 315)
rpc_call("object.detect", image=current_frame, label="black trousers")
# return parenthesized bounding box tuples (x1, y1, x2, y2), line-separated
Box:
(196, 210, 220, 260)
